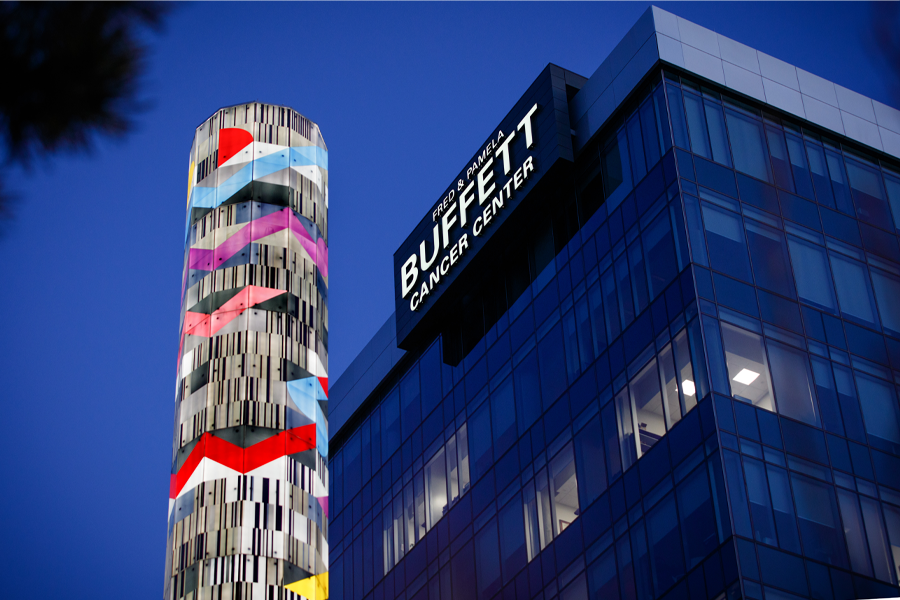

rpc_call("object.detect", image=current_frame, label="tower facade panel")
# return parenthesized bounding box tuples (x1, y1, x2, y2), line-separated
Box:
(166, 103, 329, 600)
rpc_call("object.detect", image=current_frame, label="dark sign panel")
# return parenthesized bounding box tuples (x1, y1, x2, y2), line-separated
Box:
(394, 65, 576, 349)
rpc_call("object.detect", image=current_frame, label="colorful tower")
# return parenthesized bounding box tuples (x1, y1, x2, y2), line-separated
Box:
(166, 103, 329, 600)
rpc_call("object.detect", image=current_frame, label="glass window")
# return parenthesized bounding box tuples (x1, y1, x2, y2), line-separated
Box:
(860, 495, 894, 583)
(576, 296, 595, 373)
(514, 349, 542, 433)
(872, 268, 900, 337)
(836, 489, 872, 576)
(766, 340, 820, 427)
(702, 204, 753, 282)
(834, 364, 867, 443)
(631, 520, 653, 600)
(446, 432, 460, 504)
(499, 495, 527, 581)
(393, 492, 406, 564)
(474, 519, 501, 599)
(683, 193, 710, 267)
(658, 343, 682, 428)
(491, 375, 517, 457)
(629, 242, 650, 313)
(550, 444, 580, 536)
(602, 402, 623, 481)
(414, 470, 426, 541)
(824, 147, 855, 215)
(705, 100, 732, 167)
(882, 504, 900, 585)
(616, 387, 638, 470)
(575, 416, 607, 507)
(564, 310, 582, 383)
(791, 473, 848, 568)
(830, 252, 880, 328)
(588, 547, 620, 600)
(806, 141, 836, 208)
(854, 372, 900, 455)
(785, 131, 815, 199)
(767, 464, 802, 554)
(382, 507, 394, 574)
(674, 329, 698, 414)
(382, 387, 401, 460)
(533, 468, 555, 554)
(766, 125, 795, 192)
(400, 364, 421, 439)
(420, 342, 443, 418)
(845, 156, 892, 226)
(810, 356, 845, 436)
(644, 210, 678, 297)
(744, 457, 778, 545)
(404, 481, 416, 550)
(631, 359, 667, 455)
(615, 254, 635, 328)
(457, 423, 471, 495)
(601, 129, 633, 211)
(523, 479, 541, 561)
(425, 447, 448, 529)
(640, 98, 662, 168)
(745, 219, 796, 299)
(588, 281, 608, 358)
(720, 322, 775, 411)
(786, 236, 838, 313)
(602, 267, 621, 342)
(683, 91, 711, 159)
(666, 84, 690, 150)
(628, 114, 648, 183)
(653, 84, 673, 152)
(647, 494, 684, 596)
(725, 109, 772, 183)
(723, 450, 754, 538)
(884, 169, 900, 231)
(676, 464, 717, 569)
(538, 323, 569, 407)
(469, 402, 492, 481)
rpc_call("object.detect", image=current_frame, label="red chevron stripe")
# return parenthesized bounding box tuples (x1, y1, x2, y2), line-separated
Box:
(169, 425, 316, 498)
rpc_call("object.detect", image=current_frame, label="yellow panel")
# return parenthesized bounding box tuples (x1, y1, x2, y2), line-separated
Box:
(187, 161, 195, 208)
(285, 572, 328, 599)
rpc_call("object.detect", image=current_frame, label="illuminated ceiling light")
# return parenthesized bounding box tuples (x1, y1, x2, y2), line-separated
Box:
(682, 380, 696, 397)
(733, 368, 760, 385)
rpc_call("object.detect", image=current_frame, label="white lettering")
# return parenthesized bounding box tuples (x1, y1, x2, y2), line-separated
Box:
(419, 224, 440, 270)
(440, 256, 450, 275)
(517, 103, 539, 149)
(458, 233, 469, 253)
(473, 216, 483, 237)
(492, 195, 504, 214)
(441, 203, 458, 249)
(401, 254, 418, 298)
(450, 244, 459, 265)
(458, 181, 476, 227)
(494, 129, 517, 175)
(482, 205, 493, 227)
(503, 179, 513, 201)
(514, 167, 524, 190)
(523, 156, 535, 179)
(429, 268, 441, 290)
(477, 157, 496, 206)
(410, 292, 420, 311)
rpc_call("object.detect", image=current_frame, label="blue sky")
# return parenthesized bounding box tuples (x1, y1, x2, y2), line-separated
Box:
(0, 3, 893, 598)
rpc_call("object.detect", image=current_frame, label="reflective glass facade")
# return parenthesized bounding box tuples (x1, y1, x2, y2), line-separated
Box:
(165, 103, 330, 600)
(329, 12, 900, 600)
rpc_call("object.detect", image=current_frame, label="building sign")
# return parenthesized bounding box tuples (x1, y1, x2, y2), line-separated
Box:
(393, 65, 576, 350)
(400, 104, 540, 312)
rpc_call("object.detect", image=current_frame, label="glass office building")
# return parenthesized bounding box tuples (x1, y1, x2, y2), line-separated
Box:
(165, 103, 330, 600)
(329, 7, 900, 600)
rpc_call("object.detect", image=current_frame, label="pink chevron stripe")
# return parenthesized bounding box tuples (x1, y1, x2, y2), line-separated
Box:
(188, 208, 328, 277)
(177, 286, 286, 365)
